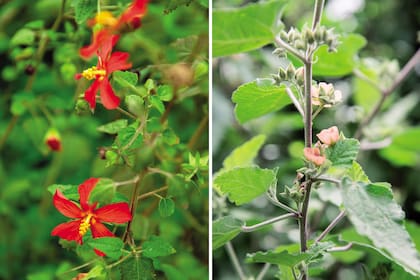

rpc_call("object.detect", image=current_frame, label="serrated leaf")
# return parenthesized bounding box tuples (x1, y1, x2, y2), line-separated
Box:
(212, 216, 244, 250)
(214, 167, 277, 205)
(159, 198, 175, 217)
(223, 135, 266, 170)
(11, 91, 35, 116)
(213, 1, 285, 56)
(97, 119, 128, 134)
(117, 125, 143, 149)
(142, 236, 176, 258)
(120, 255, 156, 280)
(74, 0, 96, 24)
(341, 178, 420, 275)
(232, 80, 292, 124)
(87, 237, 124, 260)
(113, 71, 138, 87)
(157, 85, 173, 101)
(346, 161, 370, 183)
(11, 29, 35, 46)
(326, 138, 360, 167)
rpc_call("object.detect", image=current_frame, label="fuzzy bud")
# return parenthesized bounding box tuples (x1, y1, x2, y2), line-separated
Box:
(286, 64, 296, 79)
(303, 147, 326, 166)
(294, 67, 304, 84)
(278, 67, 287, 80)
(44, 128, 62, 152)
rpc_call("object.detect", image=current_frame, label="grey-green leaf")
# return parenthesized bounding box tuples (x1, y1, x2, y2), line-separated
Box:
(212, 216, 244, 250)
(213, 0, 285, 57)
(214, 166, 277, 205)
(341, 178, 420, 275)
(232, 79, 292, 124)
(74, 0, 96, 24)
(159, 197, 175, 217)
(326, 138, 360, 167)
(97, 119, 128, 134)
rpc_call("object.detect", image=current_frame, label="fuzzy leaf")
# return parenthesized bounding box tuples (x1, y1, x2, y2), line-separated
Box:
(120, 255, 155, 280)
(87, 237, 124, 260)
(142, 236, 176, 258)
(346, 161, 370, 183)
(214, 167, 277, 205)
(97, 119, 128, 134)
(341, 178, 420, 275)
(117, 124, 143, 149)
(326, 138, 360, 167)
(113, 71, 138, 87)
(212, 216, 244, 250)
(213, 0, 285, 57)
(232, 79, 291, 124)
(222, 135, 266, 170)
(159, 197, 175, 217)
(74, 0, 96, 24)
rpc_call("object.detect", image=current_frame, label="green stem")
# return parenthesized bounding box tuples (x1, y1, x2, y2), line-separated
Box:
(225, 242, 247, 280)
(315, 210, 346, 242)
(241, 213, 297, 232)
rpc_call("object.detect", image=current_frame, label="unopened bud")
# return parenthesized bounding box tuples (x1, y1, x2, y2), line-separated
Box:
(278, 67, 287, 80)
(272, 48, 287, 58)
(303, 28, 315, 44)
(44, 128, 62, 152)
(294, 67, 304, 84)
(286, 64, 296, 79)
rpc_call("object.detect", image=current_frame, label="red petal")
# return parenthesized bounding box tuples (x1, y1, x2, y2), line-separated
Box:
(51, 220, 83, 244)
(78, 178, 99, 211)
(84, 80, 100, 109)
(94, 248, 106, 256)
(90, 221, 114, 238)
(106, 52, 132, 73)
(97, 34, 120, 61)
(80, 30, 112, 59)
(53, 190, 82, 218)
(99, 79, 120, 109)
(117, 0, 148, 29)
(95, 202, 132, 223)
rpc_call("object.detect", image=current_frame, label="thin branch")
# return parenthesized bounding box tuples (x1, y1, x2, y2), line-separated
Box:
(286, 87, 304, 117)
(114, 175, 140, 187)
(116, 106, 137, 119)
(225, 242, 247, 280)
(315, 210, 346, 242)
(354, 48, 420, 139)
(274, 36, 308, 64)
(311, 0, 325, 30)
(256, 263, 271, 280)
(137, 186, 168, 200)
(266, 193, 300, 215)
(326, 242, 353, 252)
(241, 213, 297, 232)
(313, 176, 341, 185)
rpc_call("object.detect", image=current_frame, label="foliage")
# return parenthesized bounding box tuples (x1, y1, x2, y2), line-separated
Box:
(0, 0, 208, 279)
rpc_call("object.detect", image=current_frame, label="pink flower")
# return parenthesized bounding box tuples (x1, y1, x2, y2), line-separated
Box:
(316, 126, 340, 145)
(304, 147, 326, 166)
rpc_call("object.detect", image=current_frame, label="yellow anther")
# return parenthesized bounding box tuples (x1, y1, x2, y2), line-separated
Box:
(95, 11, 118, 27)
(79, 214, 93, 236)
(81, 66, 106, 81)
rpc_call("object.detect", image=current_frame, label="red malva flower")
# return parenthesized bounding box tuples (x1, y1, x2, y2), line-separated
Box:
(304, 147, 326, 166)
(51, 178, 132, 256)
(80, 0, 148, 59)
(75, 34, 132, 109)
(317, 126, 340, 146)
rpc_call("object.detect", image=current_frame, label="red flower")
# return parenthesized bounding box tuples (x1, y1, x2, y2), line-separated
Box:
(75, 34, 132, 110)
(80, 0, 148, 59)
(51, 178, 132, 256)
(44, 128, 62, 152)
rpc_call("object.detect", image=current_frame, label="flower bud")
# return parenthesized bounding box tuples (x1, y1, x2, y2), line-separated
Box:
(44, 128, 62, 152)
(286, 64, 296, 79)
(303, 147, 325, 166)
(303, 28, 315, 44)
(279, 30, 288, 41)
(278, 67, 287, 80)
(294, 67, 304, 84)
(311, 85, 321, 106)
(272, 48, 287, 58)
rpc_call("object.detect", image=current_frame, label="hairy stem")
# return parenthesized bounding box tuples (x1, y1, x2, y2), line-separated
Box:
(286, 87, 304, 117)
(242, 213, 297, 232)
(354, 48, 420, 139)
(256, 263, 271, 280)
(315, 210, 346, 242)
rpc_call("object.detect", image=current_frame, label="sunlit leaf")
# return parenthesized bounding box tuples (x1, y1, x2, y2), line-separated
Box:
(326, 138, 360, 167)
(222, 135, 266, 170)
(212, 216, 244, 250)
(142, 236, 176, 258)
(97, 119, 128, 134)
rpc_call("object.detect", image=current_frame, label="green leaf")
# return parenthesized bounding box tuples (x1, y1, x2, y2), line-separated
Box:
(312, 34, 367, 77)
(157, 85, 173, 101)
(159, 197, 175, 217)
(47, 184, 79, 200)
(212, 216, 244, 250)
(11, 91, 35, 116)
(24, 20, 44, 29)
(74, 0, 96, 24)
(341, 178, 420, 275)
(87, 237, 124, 260)
(214, 166, 277, 205)
(113, 71, 138, 87)
(162, 128, 180, 146)
(120, 255, 156, 280)
(346, 161, 370, 183)
(213, 0, 285, 57)
(149, 95, 165, 114)
(325, 138, 360, 167)
(222, 135, 266, 170)
(164, 0, 194, 13)
(90, 178, 116, 205)
(97, 119, 128, 134)
(353, 60, 380, 112)
(379, 127, 420, 167)
(117, 124, 143, 149)
(142, 236, 176, 258)
(246, 250, 309, 267)
(10, 28, 35, 46)
(232, 80, 292, 124)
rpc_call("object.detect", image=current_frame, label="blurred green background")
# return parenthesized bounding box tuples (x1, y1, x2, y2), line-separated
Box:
(0, 0, 208, 279)
(212, 0, 420, 279)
